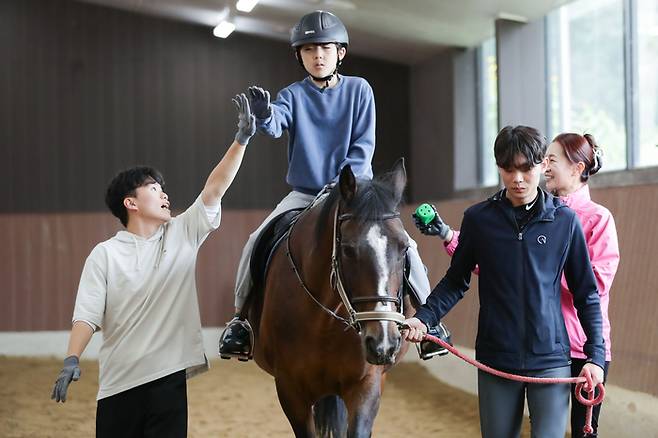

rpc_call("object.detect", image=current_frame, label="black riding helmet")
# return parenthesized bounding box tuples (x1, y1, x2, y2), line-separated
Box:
(290, 11, 348, 88)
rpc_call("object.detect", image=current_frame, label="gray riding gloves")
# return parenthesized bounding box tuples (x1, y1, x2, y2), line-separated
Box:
(51, 355, 81, 403)
(233, 93, 256, 146)
(412, 204, 452, 241)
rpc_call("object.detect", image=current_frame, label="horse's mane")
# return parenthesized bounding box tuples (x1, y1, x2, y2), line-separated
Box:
(315, 170, 403, 241)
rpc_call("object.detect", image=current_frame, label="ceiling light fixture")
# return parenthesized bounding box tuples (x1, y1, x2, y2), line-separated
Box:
(236, 0, 259, 13)
(496, 12, 528, 23)
(213, 21, 236, 38)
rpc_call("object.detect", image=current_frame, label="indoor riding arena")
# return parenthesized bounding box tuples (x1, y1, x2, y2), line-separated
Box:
(2, 1, 658, 437)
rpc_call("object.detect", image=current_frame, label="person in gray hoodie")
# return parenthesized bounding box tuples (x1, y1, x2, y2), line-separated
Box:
(50, 94, 255, 438)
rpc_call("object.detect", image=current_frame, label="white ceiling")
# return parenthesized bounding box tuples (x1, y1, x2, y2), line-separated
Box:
(79, 0, 575, 64)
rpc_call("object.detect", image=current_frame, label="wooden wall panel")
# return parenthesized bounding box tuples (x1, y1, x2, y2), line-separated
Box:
(596, 185, 658, 394)
(0, 208, 254, 331)
(1, 183, 656, 395)
(0, 0, 410, 214)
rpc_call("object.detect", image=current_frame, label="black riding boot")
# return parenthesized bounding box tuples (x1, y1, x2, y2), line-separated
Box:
(418, 321, 452, 360)
(218, 317, 254, 361)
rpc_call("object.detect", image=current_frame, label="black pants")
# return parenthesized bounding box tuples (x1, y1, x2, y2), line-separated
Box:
(570, 359, 609, 438)
(96, 370, 187, 438)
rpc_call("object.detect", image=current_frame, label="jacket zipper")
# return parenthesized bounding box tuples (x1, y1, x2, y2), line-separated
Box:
(492, 192, 562, 369)
(493, 198, 527, 368)
(517, 215, 556, 369)
(518, 225, 526, 369)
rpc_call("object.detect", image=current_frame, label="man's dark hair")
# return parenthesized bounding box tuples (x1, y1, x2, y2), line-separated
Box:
(494, 125, 547, 169)
(105, 166, 165, 227)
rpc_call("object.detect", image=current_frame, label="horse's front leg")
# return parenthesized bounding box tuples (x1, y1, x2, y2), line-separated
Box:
(342, 371, 384, 438)
(274, 377, 315, 438)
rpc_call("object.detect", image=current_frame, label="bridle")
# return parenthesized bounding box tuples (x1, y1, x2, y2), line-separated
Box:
(286, 201, 407, 332)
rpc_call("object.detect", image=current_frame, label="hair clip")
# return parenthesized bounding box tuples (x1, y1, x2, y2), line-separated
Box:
(592, 147, 603, 169)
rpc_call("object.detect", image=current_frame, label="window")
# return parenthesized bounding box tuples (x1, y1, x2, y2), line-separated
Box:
(477, 37, 499, 186)
(546, 0, 627, 171)
(637, 0, 658, 167)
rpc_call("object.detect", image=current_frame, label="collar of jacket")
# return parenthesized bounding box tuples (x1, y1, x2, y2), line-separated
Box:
(559, 183, 591, 211)
(489, 188, 564, 222)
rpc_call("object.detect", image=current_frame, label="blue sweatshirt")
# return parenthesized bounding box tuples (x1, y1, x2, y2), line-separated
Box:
(257, 75, 376, 194)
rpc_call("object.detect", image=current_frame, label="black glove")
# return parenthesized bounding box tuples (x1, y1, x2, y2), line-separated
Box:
(51, 355, 81, 403)
(412, 204, 452, 240)
(247, 86, 272, 120)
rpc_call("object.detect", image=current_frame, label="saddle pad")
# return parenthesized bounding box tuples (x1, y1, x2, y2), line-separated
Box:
(249, 209, 304, 289)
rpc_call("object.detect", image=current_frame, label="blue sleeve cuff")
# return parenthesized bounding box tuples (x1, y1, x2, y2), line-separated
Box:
(585, 346, 606, 369)
(414, 307, 438, 330)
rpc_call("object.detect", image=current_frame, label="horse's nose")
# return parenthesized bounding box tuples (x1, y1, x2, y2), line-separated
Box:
(365, 335, 399, 365)
(365, 336, 383, 357)
(381, 340, 398, 360)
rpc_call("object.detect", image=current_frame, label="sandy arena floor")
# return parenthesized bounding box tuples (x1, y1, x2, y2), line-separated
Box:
(0, 357, 532, 437)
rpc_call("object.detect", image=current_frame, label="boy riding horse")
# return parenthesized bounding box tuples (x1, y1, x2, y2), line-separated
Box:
(219, 10, 450, 361)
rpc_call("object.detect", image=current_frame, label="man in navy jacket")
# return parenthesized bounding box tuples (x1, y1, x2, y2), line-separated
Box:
(403, 125, 605, 438)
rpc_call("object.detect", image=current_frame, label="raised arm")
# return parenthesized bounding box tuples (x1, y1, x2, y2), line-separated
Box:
(201, 93, 255, 207)
(248, 85, 292, 139)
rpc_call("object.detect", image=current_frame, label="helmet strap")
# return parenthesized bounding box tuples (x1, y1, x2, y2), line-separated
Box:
(310, 69, 338, 91)
(295, 44, 343, 91)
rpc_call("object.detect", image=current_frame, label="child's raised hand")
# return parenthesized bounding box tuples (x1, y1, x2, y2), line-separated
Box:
(247, 86, 272, 119)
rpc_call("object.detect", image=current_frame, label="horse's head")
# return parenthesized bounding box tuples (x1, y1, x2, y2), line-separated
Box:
(331, 158, 409, 365)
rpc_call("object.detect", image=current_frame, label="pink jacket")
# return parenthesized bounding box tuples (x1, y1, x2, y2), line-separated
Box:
(444, 184, 619, 361)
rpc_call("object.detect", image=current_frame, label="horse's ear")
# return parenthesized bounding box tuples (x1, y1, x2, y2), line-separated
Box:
(390, 158, 407, 202)
(339, 165, 357, 204)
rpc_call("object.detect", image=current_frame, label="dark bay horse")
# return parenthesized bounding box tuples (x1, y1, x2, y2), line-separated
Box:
(248, 159, 415, 437)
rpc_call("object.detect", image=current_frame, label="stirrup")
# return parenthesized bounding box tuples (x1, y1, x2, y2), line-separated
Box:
(218, 317, 255, 362)
(417, 322, 451, 360)
(416, 341, 449, 360)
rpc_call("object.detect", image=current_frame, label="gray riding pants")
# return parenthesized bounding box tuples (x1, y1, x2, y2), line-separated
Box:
(478, 365, 571, 438)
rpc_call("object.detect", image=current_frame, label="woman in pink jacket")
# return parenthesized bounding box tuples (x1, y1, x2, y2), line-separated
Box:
(416, 133, 620, 438)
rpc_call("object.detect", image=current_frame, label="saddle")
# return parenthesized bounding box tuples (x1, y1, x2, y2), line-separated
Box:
(249, 208, 304, 291)
(248, 207, 420, 308)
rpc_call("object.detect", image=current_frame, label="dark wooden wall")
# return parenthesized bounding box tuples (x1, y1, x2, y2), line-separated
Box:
(0, 0, 410, 214)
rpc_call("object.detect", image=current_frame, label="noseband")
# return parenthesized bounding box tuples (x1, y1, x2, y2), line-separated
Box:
(286, 202, 407, 332)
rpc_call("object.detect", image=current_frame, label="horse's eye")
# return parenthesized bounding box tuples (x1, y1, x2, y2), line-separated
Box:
(341, 245, 357, 259)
